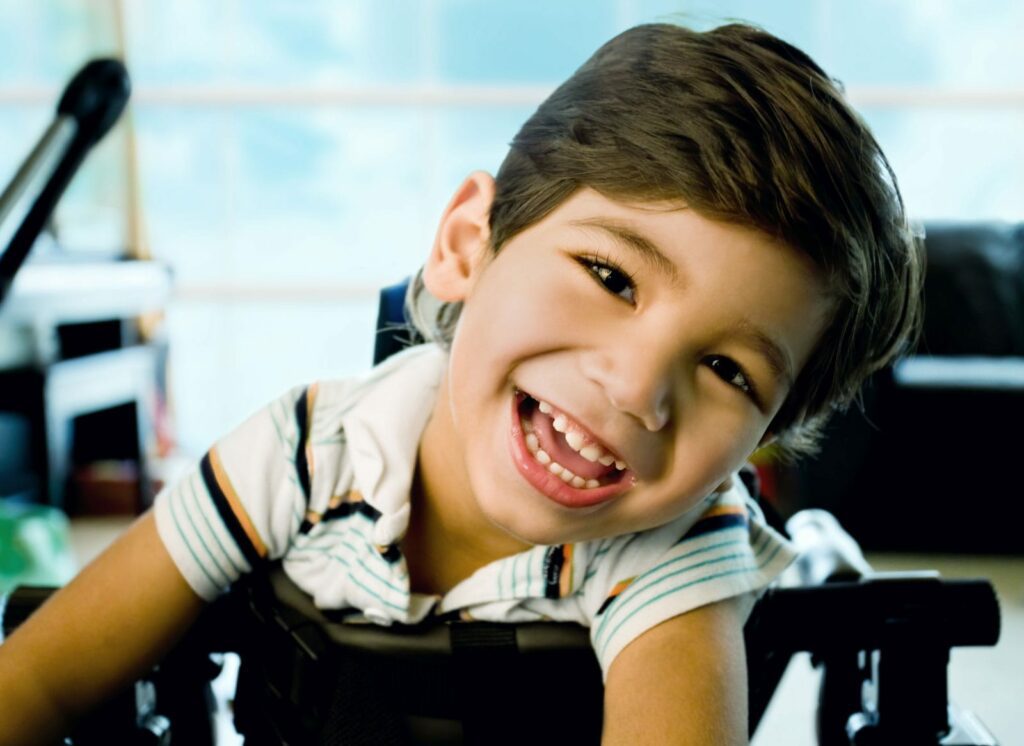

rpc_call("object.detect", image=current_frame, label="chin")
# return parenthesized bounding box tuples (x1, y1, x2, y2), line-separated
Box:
(483, 501, 604, 548)
(486, 512, 559, 547)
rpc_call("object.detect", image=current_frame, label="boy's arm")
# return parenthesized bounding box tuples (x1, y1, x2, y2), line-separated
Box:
(0, 510, 206, 745)
(601, 595, 750, 746)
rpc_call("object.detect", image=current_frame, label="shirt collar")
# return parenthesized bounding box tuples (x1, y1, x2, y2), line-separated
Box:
(338, 343, 447, 547)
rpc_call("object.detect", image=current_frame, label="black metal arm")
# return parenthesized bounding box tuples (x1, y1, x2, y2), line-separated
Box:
(0, 58, 130, 304)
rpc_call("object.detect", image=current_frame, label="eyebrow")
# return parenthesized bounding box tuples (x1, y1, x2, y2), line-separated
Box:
(568, 217, 682, 288)
(732, 318, 795, 389)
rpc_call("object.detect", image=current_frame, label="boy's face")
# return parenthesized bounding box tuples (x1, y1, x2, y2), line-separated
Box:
(423, 176, 832, 550)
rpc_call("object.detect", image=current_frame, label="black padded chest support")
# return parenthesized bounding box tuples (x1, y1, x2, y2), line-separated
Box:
(230, 567, 604, 745)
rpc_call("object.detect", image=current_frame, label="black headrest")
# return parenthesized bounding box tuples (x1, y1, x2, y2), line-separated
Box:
(920, 222, 1024, 356)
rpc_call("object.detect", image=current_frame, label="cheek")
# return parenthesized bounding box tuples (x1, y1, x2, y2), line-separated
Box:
(681, 416, 763, 485)
(455, 264, 581, 361)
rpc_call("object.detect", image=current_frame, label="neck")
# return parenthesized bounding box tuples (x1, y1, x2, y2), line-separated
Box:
(403, 375, 530, 595)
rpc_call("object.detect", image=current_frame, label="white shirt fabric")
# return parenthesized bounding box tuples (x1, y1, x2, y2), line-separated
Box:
(154, 343, 797, 677)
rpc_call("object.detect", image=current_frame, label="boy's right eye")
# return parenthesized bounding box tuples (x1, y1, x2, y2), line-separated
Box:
(578, 257, 637, 304)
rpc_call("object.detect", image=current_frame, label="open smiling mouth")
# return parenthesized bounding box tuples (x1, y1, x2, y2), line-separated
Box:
(509, 390, 636, 509)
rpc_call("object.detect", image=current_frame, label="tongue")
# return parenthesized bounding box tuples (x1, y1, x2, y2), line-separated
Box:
(528, 407, 616, 481)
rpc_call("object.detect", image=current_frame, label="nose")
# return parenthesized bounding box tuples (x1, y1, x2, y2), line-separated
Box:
(580, 343, 675, 432)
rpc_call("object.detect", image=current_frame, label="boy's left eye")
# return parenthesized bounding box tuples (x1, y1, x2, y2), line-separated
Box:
(705, 355, 760, 403)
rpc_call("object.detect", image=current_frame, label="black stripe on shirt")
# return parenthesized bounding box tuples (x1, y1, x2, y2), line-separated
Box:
(323, 500, 382, 523)
(678, 513, 748, 542)
(294, 388, 312, 503)
(200, 452, 264, 570)
(543, 545, 566, 599)
(596, 594, 618, 616)
(298, 499, 383, 536)
(377, 543, 402, 564)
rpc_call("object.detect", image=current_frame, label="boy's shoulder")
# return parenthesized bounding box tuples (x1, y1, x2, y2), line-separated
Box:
(580, 480, 796, 673)
(311, 342, 447, 411)
(582, 480, 759, 581)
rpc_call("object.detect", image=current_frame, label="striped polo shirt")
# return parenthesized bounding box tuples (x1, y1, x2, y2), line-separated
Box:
(154, 342, 797, 678)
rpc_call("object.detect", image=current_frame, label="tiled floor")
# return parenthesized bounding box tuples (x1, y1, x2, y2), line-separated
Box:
(69, 518, 1024, 745)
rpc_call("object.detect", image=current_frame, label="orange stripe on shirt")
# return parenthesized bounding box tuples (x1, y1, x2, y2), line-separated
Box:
(700, 503, 747, 519)
(208, 446, 268, 558)
(304, 382, 319, 482)
(559, 544, 575, 596)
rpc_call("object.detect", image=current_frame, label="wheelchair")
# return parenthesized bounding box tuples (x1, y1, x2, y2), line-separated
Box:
(0, 59, 1006, 746)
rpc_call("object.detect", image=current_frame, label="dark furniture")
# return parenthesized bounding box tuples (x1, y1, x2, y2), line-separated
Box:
(779, 222, 1024, 554)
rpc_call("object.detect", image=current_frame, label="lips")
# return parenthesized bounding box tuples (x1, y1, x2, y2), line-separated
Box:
(508, 390, 635, 509)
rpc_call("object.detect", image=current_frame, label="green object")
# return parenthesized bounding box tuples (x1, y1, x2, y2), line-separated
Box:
(0, 499, 76, 595)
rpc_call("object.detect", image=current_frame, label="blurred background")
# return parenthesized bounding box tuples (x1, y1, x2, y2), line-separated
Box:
(0, 2, 1022, 744)
(1, 0, 1022, 461)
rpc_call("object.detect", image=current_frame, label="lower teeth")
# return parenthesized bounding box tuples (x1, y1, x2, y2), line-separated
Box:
(521, 414, 604, 489)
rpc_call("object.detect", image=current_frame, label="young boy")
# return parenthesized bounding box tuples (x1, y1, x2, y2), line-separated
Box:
(0, 22, 922, 744)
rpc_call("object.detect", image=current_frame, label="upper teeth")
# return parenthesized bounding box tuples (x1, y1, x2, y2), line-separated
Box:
(535, 398, 626, 470)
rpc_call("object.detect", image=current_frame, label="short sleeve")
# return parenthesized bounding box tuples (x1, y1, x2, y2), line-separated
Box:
(153, 385, 314, 600)
(584, 484, 797, 679)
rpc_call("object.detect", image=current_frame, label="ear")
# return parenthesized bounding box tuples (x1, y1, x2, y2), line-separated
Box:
(423, 171, 496, 303)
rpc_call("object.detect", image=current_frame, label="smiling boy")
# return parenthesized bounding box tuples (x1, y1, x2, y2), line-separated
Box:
(0, 22, 922, 745)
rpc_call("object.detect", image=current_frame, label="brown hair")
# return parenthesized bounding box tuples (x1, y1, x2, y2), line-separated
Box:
(409, 22, 924, 457)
